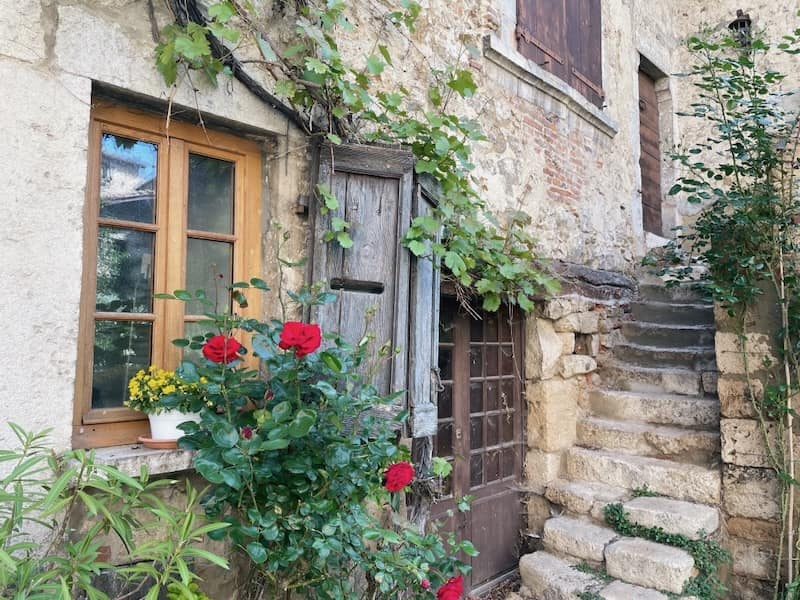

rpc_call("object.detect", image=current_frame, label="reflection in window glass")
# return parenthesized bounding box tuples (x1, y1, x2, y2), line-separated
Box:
(92, 320, 152, 409)
(99, 134, 157, 223)
(185, 238, 233, 315)
(188, 154, 234, 234)
(95, 227, 154, 313)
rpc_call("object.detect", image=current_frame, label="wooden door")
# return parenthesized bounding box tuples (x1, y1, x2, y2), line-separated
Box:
(433, 298, 525, 591)
(310, 144, 414, 415)
(639, 69, 663, 235)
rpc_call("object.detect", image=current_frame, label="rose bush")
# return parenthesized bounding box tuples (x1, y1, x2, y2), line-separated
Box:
(201, 334, 243, 364)
(158, 281, 474, 599)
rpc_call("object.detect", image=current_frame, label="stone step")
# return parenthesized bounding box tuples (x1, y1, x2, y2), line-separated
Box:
(577, 416, 720, 464)
(622, 496, 720, 539)
(600, 581, 669, 600)
(519, 551, 603, 600)
(639, 283, 710, 303)
(543, 516, 618, 563)
(630, 300, 714, 327)
(590, 389, 719, 429)
(566, 447, 721, 504)
(545, 479, 629, 522)
(621, 321, 715, 348)
(612, 342, 716, 370)
(599, 361, 703, 396)
(605, 538, 696, 594)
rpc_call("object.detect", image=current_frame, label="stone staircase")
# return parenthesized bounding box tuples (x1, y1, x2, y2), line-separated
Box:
(514, 284, 722, 599)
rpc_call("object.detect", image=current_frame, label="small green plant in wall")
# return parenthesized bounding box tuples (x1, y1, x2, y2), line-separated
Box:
(153, 0, 558, 312)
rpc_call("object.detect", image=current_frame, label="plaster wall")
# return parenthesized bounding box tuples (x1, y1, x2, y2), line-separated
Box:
(0, 0, 310, 453)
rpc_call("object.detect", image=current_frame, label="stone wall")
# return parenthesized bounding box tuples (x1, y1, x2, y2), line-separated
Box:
(522, 267, 635, 536)
(715, 293, 783, 599)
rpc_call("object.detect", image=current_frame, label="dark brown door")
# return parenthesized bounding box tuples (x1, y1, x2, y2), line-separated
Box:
(433, 298, 524, 591)
(639, 69, 663, 234)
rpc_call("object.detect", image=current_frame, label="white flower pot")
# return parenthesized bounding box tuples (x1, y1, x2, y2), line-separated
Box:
(148, 410, 202, 440)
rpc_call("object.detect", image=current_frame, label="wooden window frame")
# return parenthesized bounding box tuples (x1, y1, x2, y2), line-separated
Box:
(73, 102, 263, 449)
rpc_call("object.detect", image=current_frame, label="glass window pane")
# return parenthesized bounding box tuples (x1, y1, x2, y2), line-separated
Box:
(501, 344, 515, 374)
(470, 382, 483, 413)
(485, 314, 499, 341)
(469, 346, 482, 377)
(100, 134, 157, 223)
(502, 447, 515, 478)
(486, 380, 500, 411)
(484, 345, 498, 377)
(485, 450, 501, 483)
(438, 384, 453, 418)
(92, 320, 152, 410)
(470, 454, 483, 487)
(470, 416, 483, 450)
(188, 154, 234, 234)
(438, 346, 453, 380)
(487, 414, 500, 446)
(185, 238, 232, 315)
(502, 412, 515, 443)
(436, 422, 453, 457)
(470, 317, 483, 342)
(96, 227, 155, 313)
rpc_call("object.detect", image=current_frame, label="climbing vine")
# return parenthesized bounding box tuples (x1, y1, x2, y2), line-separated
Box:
(651, 20, 800, 598)
(153, 0, 557, 312)
(603, 504, 730, 599)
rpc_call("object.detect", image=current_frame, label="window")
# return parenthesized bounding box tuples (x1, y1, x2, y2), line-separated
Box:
(516, 0, 604, 107)
(73, 103, 263, 448)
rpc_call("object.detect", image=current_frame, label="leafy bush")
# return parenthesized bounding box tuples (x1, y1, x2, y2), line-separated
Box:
(0, 424, 226, 600)
(162, 282, 474, 599)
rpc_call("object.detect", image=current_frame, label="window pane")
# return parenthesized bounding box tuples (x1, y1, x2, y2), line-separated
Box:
(185, 238, 232, 315)
(96, 227, 155, 313)
(470, 454, 483, 487)
(100, 134, 157, 223)
(188, 154, 234, 234)
(92, 320, 152, 410)
(438, 384, 453, 418)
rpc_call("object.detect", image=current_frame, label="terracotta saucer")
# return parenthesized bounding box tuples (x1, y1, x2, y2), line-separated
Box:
(137, 436, 179, 450)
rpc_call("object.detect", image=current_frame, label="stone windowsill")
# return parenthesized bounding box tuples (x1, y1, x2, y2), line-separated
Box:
(92, 444, 195, 477)
(483, 34, 619, 138)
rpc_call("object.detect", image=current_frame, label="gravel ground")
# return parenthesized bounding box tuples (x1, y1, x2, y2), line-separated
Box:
(470, 574, 521, 600)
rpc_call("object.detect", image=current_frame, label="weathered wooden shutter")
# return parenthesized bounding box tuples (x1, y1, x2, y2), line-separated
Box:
(310, 144, 413, 416)
(566, 0, 604, 108)
(407, 175, 441, 438)
(516, 0, 569, 83)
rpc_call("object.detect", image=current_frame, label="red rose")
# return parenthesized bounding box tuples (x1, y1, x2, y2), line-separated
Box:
(278, 322, 322, 358)
(384, 461, 414, 492)
(241, 426, 253, 440)
(202, 335, 243, 364)
(437, 576, 463, 600)
(421, 579, 431, 590)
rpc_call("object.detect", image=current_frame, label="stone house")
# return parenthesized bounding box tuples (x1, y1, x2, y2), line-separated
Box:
(0, 0, 795, 598)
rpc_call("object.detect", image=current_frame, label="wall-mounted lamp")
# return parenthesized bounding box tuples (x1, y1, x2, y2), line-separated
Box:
(728, 9, 752, 48)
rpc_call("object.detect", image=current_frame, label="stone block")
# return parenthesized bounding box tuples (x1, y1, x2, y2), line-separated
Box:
(701, 370, 718, 395)
(729, 535, 777, 580)
(575, 333, 601, 356)
(723, 465, 781, 520)
(524, 449, 562, 493)
(526, 379, 579, 452)
(558, 332, 576, 354)
(721, 418, 778, 469)
(718, 376, 762, 419)
(0, 0, 47, 62)
(605, 538, 696, 594)
(726, 574, 775, 600)
(526, 318, 564, 380)
(544, 479, 627, 522)
(600, 581, 668, 600)
(559, 355, 597, 378)
(599, 329, 625, 349)
(622, 496, 719, 539)
(542, 516, 617, 562)
(727, 517, 781, 543)
(542, 295, 594, 320)
(525, 494, 552, 536)
(519, 551, 602, 599)
(715, 332, 774, 355)
(553, 311, 600, 334)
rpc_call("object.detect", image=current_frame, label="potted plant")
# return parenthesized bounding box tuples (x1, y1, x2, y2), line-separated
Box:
(126, 365, 205, 446)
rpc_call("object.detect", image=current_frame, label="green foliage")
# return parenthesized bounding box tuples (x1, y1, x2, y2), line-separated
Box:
(652, 21, 800, 598)
(166, 284, 473, 599)
(154, 0, 558, 312)
(631, 484, 661, 498)
(604, 503, 729, 600)
(0, 424, 222, 600)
